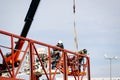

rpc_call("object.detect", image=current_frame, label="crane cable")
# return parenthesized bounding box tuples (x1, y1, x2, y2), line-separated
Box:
(73, 0, 78, 52)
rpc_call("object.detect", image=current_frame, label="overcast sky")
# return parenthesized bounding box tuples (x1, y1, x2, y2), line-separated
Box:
(0, 0, 120, 78)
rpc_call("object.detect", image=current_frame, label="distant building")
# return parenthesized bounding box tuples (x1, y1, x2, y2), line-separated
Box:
(84, 77, 120, 80)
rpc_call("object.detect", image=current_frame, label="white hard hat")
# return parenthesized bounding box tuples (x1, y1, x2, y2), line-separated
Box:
(58, 40, 63, 44)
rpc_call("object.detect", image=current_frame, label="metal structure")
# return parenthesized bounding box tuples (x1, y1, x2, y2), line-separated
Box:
(4, 0, 41, 67)
(0, 30, 90, 80)
(0, 0, 91, 80)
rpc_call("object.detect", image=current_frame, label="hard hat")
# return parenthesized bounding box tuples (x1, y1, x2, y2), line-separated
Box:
(83, 49, 87, 54)
(58, 40, 63, 44)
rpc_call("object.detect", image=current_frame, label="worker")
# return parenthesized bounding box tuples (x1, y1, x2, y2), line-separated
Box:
(0, 71, 2, 76)
(53, 40, 64, 58)
(78, 49, 87, 72)
(52, 40, 64, 69)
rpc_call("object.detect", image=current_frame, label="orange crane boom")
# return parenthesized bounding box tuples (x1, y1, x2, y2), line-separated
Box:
(0, 30, 91, 80)
(4, 0, 41, 67)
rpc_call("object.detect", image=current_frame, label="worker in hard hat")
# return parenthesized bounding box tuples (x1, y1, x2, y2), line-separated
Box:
(54, 40, 64, 49)
(78, 49, 87, 72)
(52, 40, 64, 69)
(78, 49, 87, 55)
(53, 40, 64, 58)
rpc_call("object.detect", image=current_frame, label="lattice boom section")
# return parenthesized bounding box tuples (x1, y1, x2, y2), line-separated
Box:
(0, 30, 90, 80)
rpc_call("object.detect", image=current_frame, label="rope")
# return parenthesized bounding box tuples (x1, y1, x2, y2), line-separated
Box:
(73, 0, 78, 52)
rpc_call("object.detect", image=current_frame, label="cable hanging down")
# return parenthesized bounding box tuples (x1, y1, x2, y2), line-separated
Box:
(73, 0, 78, 52)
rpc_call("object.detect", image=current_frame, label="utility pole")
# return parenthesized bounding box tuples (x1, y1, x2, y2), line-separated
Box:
(104, 54, 119, 80)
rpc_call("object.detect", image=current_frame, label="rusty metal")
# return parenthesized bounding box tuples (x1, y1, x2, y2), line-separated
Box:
(0, 30, 91, 80)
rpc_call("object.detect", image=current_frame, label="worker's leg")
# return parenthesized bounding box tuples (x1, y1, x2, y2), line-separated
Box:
(79, 58, 83, 72)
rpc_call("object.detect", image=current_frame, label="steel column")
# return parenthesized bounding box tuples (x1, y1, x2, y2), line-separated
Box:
(63, 51, 68, 80)
(30, 42, 34, 80)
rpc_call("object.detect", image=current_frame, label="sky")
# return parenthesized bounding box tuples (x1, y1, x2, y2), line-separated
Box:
(0, 0, 120, 78)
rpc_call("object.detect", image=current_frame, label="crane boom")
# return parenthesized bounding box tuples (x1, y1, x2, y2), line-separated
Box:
(5, 0, 41, 66)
